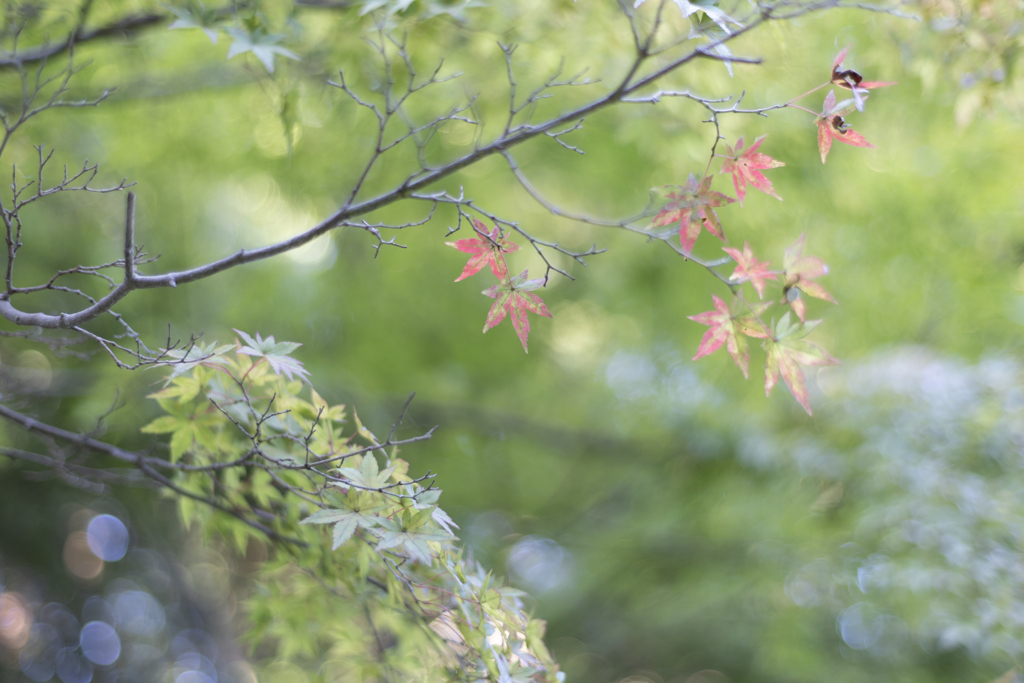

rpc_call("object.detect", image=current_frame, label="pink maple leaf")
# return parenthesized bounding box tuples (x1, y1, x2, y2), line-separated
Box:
(831, 46, 897, 112)
(719, 135, 785, 205)
(446, 219, 519, 282)
(781, 234, 836, 321)
(688, 294, 770, 379)
(482, 270, 552, 353)
(816, 90, 875, 164)
(723, 242, 778, 299)
(651, 174, 736, 255)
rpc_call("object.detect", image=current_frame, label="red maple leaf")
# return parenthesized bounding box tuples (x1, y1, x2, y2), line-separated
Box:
(816, 90, 875, 164)
(719, 135, 785, 205)
(446, 219, 519, 282)
(723, 242, 777, 299)
(688, 294, 770, 379)
(482, 270, 552, 353)
(831, 47, 897, 112)
(763, 313, 839, 415)
(781, 234, 836, 321)
(651, 174, 736, 255)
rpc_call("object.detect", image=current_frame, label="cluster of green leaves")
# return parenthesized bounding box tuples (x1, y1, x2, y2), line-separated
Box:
(142, 334, 560, 681)
(166, 0, 483, 75)
(167, 2, 298, 73)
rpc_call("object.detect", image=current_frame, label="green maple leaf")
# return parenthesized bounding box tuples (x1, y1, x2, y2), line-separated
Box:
(333, 454, 397, 490)
(409, 488, 460, 534)
(356, 0, 416, 15)
(234, 329, 309, 382)
(424, 0, 486, 22)
(165, 4, 221, 43)
(635, 0, 741, 33)
(141, 399, 221, 462)
(300, 489, 386, 549)
(157, 340, 233, 382)
(148, 375, 204, 403)
(225, 28, 300, 73)
(375, 509, 455, 563)
(310, 388, 346, 423)
(762, 312, 839, 415)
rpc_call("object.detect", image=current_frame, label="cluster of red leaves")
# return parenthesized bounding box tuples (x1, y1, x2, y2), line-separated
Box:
(440, 49, 892, 416)
(447, 219, 551, 353)
(817, 48, 895, 163)
(688, 237, 838, 414)
(665, 48, 893, 414)
(652, 139, 786, 255)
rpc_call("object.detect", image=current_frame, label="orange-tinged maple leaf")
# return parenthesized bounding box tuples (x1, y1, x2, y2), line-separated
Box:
(719, 135, 785, 205)
(723, 242, 777, 299)
(688, 294, 770, 379)
(782, 234, 836, 321)
(763, 313, 839, 415)
(446, 219, 519, 282)
(482, 270, 552, 353)
(831, 47, 897, 112)
(816, 90, 875, 164)
(651, 174, 735, 255)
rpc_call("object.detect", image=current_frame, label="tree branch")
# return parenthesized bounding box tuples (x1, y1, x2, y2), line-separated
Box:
(0, 13, 166, 70)
(0, 12, 774, 330)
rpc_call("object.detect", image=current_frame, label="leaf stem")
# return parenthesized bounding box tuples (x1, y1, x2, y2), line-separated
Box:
(786, 81, 829, 106)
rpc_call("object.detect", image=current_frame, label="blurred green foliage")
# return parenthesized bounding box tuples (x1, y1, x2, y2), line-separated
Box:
(2, 0, 1024, 681)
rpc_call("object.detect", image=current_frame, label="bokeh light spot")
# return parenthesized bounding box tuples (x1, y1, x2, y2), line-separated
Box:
(40, 603, 79, 646)
(684, 671, 729, 683)
(14, 350, 52, 392)
(19, 623, 61, 682)
(172, 628, 219, 664)
(55, 646, 93, 683)
(63, 532, 103, 580)
(507, 536, 571, 593)
(837, 602, 884, 650)
(0, 592, 32, 649)
(225, 661, 258, 683)
(81, 596, 115, 626)
(80, 621, 120, 666)
(86, 515, 129, 562)
(113, 590, 165, 637)
(176, 672, 215, 683)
